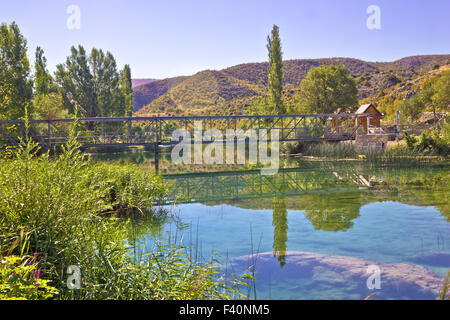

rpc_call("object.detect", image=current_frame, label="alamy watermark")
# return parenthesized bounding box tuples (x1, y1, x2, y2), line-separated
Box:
(66, 265, 81, 289)
(366, 5, 381, 30)
(170, 121, 280, 174)
(67, 5, 81, 30)
(366, 264, 381, 290)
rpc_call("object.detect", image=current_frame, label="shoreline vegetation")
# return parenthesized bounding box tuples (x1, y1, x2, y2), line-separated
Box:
(0, 117, 250, 300)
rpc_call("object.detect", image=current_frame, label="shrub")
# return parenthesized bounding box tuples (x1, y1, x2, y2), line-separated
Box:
(404, 129, 449, 156)
(0, 255, 58, 300)
(0, 116, 248, 299)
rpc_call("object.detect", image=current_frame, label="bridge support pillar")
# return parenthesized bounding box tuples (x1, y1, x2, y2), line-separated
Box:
(154, 143, 159, 173)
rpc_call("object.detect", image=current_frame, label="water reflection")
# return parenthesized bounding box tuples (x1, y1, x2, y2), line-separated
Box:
(300, 194, 361, 232)
(272, 197, 288, 267)
(128, 165, 449, 299)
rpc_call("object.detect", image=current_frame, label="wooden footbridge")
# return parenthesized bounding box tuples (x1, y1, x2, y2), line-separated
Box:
(160, 167, 374, 205)
(0, 113, 363, 150)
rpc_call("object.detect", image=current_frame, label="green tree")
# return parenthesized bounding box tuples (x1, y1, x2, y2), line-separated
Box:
(267, 25, 285, 114)
(296, 65, 358, 114)
(120, 64, 133, 116)
(398, 82, 434, 120)
(55, 45, 98, 116)
(32, 92, 68, 121)
(432, 70, 450, 113)
(90, 48, 122, 117)
(56, 46, 126, 118)
(0, 22, 33, 120)
(34, 46, 54, 96)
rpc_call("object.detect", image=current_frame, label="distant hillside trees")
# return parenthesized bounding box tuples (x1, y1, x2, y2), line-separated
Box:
(295, 65, 358, 114)
(267, 25, 285, 114)
(431, 70, 450, 113)
(0, 22, 33, 120)
(397, 70, 450, 120)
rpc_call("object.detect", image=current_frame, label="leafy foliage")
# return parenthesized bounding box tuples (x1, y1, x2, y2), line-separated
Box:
(404, 127, 449, 155)
(120, 64, 133, 116)
(431, 70, 450, 112)
(0, 21, 33, 121)
(0, 255, 58, 300)
(55, 45, 130, 118)
(267, 25, 285, 114)
(295, 65, 358, 114)
(33, 47, 55, 96)
(32, 92, 68, 121)
(0, 113, 249, 300)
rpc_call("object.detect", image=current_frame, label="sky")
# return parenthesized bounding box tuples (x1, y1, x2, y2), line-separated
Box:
(1, 0, 449, 79)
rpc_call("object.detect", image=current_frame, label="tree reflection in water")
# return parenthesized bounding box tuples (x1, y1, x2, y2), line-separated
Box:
(300, 193, 361, 232)
(272, 197, 288, 267)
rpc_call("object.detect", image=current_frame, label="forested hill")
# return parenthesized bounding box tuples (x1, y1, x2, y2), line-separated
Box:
(133, 54, 450, 116)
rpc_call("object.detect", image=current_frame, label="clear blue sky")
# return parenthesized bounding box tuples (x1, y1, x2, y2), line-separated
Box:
(2, 0, 449, 79)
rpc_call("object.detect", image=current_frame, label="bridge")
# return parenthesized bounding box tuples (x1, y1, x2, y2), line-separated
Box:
(160, 167, 374, 205)
(0, 113, 363, 149)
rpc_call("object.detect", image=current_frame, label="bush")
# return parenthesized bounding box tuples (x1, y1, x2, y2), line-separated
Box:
(0, 255, 58, 300)
(404, 129, 449, 156)
(0, 117, 249, 299)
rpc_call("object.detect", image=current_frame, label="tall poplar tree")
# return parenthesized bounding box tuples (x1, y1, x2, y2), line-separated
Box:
(0, 22, 32, 120)
(34, 46, 54, 96)
(55, 45, 97, 116)
(90, 48, 120, 117)
(267, 25, 285, 114)
(119, 64, 133, 117)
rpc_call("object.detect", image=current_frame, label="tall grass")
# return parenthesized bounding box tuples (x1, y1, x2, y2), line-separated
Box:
(0, 114, 249, 300)
(300, 141, 447, 166)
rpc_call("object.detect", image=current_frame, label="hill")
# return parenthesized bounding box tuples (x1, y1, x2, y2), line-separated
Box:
(131, 79, 157, 88)
(133, 54, 450, 116)
(132, 76, 188, 112)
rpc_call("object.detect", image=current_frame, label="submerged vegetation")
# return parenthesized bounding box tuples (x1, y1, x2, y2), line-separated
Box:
(0, 118, 249, 300)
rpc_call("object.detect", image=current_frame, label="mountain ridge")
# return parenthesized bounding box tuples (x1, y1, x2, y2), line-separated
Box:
(133, 54, 450, 116)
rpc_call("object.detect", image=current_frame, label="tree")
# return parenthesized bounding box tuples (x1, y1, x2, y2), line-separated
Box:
(432, 70, 450, 113)
(34, 47, 54, 96)
(398, 82, 434, 120)
(55, 45, 97, 116)
(267, 25, 285, 114)
(32, 92, 68, 121)
(55, 46, 125, 117)
(296, 65, 358, 114)
(398, 95, 424, 120)
(90, 48, 121, 117)
(120, 64, 133, 116)
(0, 22, 33, 120)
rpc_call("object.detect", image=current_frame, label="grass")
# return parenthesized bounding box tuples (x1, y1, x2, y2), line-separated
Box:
(0, 114, 250, 300)
(298, 141, 448, 166)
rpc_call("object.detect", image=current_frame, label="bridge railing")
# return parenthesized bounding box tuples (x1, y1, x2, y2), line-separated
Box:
(0, 113, 361, 150)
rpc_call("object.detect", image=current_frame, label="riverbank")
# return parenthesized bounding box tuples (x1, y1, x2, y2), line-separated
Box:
(0, 133, 248, 300)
